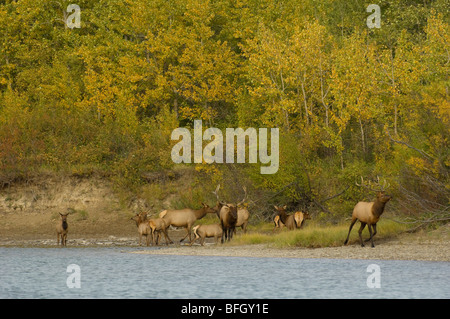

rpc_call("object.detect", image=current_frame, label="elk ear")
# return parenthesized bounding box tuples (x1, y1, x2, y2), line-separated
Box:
(283, 205, 287, 209)
(274, 205, 278, 210)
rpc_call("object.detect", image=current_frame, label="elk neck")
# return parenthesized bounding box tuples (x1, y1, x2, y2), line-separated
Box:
(372, 199, 387, 218)
(194, 207, 209, 219)
(278, 210, 288, 224)
(62, 220, 68, 231)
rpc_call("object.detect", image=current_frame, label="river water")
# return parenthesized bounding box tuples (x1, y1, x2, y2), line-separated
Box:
(0, 247, 448, 299)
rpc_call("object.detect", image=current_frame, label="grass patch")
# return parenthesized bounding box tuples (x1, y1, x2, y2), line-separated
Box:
(230, 220, 410, 248)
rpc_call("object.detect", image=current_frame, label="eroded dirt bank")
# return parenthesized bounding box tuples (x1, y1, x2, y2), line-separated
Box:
(1, 176, 449, 261)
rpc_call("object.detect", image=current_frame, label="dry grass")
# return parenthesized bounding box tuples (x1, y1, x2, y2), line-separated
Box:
(230, 220, 410, 248)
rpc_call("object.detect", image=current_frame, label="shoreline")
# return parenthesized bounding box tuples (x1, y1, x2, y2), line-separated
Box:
(130, 241, 450, 262)
(1, 236, 449, 262)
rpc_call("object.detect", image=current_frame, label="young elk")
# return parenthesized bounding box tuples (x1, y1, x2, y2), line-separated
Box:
(190, 224, 223, 246)
(148, 217, 172, 245)
(344, 176, 392, 248)
(131, 213, 151, 246)
(56, 213, 69, 246)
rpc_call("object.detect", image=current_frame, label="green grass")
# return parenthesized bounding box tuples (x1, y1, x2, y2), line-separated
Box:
(229, 219, 410, 248)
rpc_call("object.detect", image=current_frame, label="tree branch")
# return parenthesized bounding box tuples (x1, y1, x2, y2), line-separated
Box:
(385, 127, 435, 160)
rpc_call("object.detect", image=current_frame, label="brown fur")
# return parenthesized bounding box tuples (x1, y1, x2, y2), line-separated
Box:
(191, 224, 223, 246)
(219, 204, 238, 243)
(235, 207, 250, 233)
(273, 206, 296, 230)
(344, 191, 392, 247)
(56, 213, 69, 246)
(294, 211, 311, 228)
(213, 184, 248, 239)
(159, 203, 216, 243)
(273, 207, 310, 231)
(131, 213, 151, 246)
(148, 218, 172, 245)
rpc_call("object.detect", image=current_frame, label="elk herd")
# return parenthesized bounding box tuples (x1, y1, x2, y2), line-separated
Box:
(56, 176, 392, 248)
(125, 184, 312, 247)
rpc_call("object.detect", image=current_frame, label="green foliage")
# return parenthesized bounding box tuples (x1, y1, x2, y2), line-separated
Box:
(0, 0, 448, 220)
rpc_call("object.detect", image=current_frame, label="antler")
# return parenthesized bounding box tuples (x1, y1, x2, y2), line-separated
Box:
(212, 185, 225, 204)
(237, 186, 247, 207)
(378, 176, 390, 191)
(356, 176, 390, 192)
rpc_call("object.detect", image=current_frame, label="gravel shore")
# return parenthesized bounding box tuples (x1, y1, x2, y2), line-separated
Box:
(1, 225, 448, 262)
(2, 234, 448, 262)
(132, 240, 450, 261)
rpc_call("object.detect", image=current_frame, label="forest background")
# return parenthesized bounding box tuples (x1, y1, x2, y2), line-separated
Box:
(0, 0, 448, 225)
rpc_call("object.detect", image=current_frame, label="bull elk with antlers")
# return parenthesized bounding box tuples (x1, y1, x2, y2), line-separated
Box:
(213, 185, 248, 243)
(344, 176, 392, 248)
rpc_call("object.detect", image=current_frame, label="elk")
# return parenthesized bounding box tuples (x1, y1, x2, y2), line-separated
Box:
(294, 211, 311, 228)
(344, 176, 392, 248)
(273, 208, 310, 231)
(212, 185, 248, 243)
(190, 224, 223, 246)
(235, 207, 250, 233)
(213, 184, 249, 233)
(273, 206, 297, 230)
(148, 217, 172, 245)
(56, 213, 69, 246)
(159, 203, 216, 243)
(130, 213, 151, 246)
(219, 204, 238, 243)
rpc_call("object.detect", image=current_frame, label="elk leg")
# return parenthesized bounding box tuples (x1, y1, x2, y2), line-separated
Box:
(365, 223, 377, 243)
(163, 229, 172, 245)
(367, 224, 376, 248)
(242, 222, 248, 233)
(227, 228, 233, 241)
(152, 230, 157, 246)
(163, 226, 174, 244)
(344, 218, 357, 245)
(179, 227, 191, 243)
(221, 227, 226, 244)
(358, 222, 367, 247)
(57, 233, 60, 245)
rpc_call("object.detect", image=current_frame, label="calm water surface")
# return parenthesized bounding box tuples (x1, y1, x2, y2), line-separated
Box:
(0, 247, 448, 298)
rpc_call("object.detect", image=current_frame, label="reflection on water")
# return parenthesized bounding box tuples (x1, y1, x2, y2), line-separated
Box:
(0, 247, 448, 298)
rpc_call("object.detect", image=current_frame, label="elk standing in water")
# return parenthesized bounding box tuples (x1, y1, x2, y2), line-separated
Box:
(56, 213, 69, 246)
(344, 176, 392, 248)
